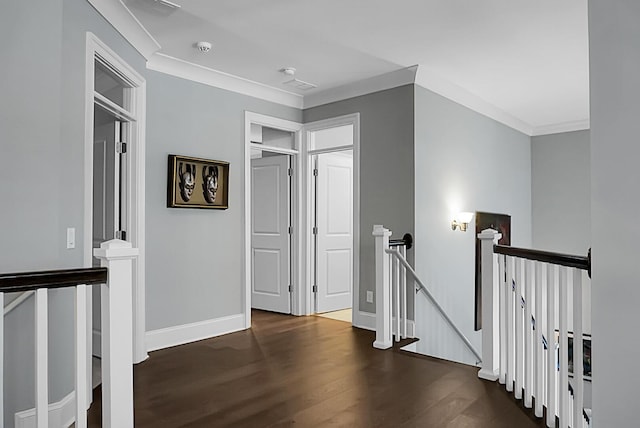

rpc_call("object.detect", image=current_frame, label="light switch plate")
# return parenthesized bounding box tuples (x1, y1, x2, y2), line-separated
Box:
(66, 227, 75, 249)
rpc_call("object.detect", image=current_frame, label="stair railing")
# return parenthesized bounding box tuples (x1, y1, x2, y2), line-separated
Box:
(478, 228, 591, 428)
(0, 239, 138, 428)
(372, 225, 481, 364)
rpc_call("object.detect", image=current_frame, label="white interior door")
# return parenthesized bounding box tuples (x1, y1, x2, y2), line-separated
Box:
(315, 152, 353, 313)
(251, 154, 291, 313)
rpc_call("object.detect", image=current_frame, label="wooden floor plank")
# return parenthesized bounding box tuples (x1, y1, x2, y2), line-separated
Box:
(88, 310, 544, 427)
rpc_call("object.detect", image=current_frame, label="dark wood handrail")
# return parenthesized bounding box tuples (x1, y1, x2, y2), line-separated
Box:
(494, 244, 590, 273)
(389, 233, 413, 250)
(0, 267, 108, 293)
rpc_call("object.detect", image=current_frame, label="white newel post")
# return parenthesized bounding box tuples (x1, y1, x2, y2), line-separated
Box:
(478, 228, 501, 381)
(94, 239, 139, 428)
(372, 225, 392, 349)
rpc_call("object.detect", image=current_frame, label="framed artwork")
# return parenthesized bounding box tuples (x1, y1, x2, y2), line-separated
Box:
(474, 211, 511, 330)
(167, 154, 229, 209)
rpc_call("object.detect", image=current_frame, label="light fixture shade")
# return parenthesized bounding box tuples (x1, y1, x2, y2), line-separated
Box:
(457, 212, 474, 223)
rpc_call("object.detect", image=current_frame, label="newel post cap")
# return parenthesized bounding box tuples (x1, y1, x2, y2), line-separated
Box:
(93, 239, 139, 261)
(477, 228, 502, 242)
(372, 224, 392, 237)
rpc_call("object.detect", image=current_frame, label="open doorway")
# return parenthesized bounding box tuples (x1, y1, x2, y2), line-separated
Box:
(246, 117, 301, 321)
(306, 119, 357, 322)
(84, 33, 147, 380)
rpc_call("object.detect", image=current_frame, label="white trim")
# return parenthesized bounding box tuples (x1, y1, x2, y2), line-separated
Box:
(15, 390, 77, 428)
(414, 66, 534, 136)
(148, 53, 304, 109)
(249, 143, 299, 156)
(87, 0, 161, 59)
(302, 114, 360, 319)
(353, 311, 416, 338)
(531, 119, 590, 136)
(92, 329, 102, 357)
(145, 314, 245, 352)
(244, 113, 304, 326)
(84, 32, 148, 364)
(304, 66, 418, 109)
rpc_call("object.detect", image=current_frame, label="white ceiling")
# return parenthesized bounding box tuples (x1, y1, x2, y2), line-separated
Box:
(124, 0, 589, 133)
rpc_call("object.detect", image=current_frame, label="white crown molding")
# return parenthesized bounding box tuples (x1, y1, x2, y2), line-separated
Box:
(304, 66, 418, 109)
(531, 119, 590, 136)
(87, 0, 161, 59)
(146, 314, 245, 352)
(147, 53, 304, 109)
(415, 66, 534, 136)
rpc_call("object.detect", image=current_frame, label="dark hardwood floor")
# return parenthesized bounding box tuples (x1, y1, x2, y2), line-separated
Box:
(88, 310, 544, 427)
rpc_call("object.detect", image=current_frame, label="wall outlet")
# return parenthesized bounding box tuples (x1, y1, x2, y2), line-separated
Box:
(366, 290, 374, 303)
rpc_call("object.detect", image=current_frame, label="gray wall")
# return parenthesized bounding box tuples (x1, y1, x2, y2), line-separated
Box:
(1, 0, 147, 426)
(413, 86, 532, 364)
(531, 130, 591, 254)
(589, 1, 640, 424)
(0, 0, 301, 424)
(303, 85, 415, 316)
(145, 72, 300, 330)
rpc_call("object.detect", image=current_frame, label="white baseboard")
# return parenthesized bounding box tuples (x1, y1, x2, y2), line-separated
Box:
(92, 329, 101, 358)
(353, 311, 416, 338)
(146, 313, 246, 352)
(15, 391, 76, 428)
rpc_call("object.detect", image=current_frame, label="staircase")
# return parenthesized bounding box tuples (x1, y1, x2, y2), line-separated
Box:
(372, 225, 592, 427)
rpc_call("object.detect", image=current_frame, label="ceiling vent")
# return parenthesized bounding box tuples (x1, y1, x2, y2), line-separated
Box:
(279, 67, 317, 90)
(283, 78, 318, 91)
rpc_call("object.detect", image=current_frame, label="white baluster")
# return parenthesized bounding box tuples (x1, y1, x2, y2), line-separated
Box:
(35, 288, 49, 428)
(546, 264, 557, 428)
(393, 254, 400, 342)
(559, 267, 569, 428)
(573, 268, 584, 428)
(515, 258, 524, 400)
(499, 254, 507, 385)
(477, 229, 500, 381)
(373, 225, 392, 349)
(75, 284, 88, 428)
(94, 239, 139, 428)
(534, 262, 544, 418)
(524, 260, 533, 408)
(400, 246, 407, 339)
(506, 256, 515, 392)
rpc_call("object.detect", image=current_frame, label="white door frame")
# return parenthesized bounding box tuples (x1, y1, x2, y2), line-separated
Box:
(303, 114, 360, 320)
(84, 32, 147, 363)
(244, 112, 303, 328)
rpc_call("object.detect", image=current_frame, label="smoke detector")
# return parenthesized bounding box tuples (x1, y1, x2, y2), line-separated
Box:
(280, 67, 297, 76)
(196, 41, 212, 53)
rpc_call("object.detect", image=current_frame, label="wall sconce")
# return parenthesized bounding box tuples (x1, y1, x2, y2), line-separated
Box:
(451, 212, 474, 232)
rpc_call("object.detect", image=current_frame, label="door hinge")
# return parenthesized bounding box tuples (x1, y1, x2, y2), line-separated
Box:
(287, 168, 293, 176)
(288, 226, 293, 234)
(288, 285, 292, 293)
(312, 285, 318, 293)
(116, 230, 127, 240)
(116, 142, 127, 154)
(312, 226, 318, 235)
(313, 168, 318, 176)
